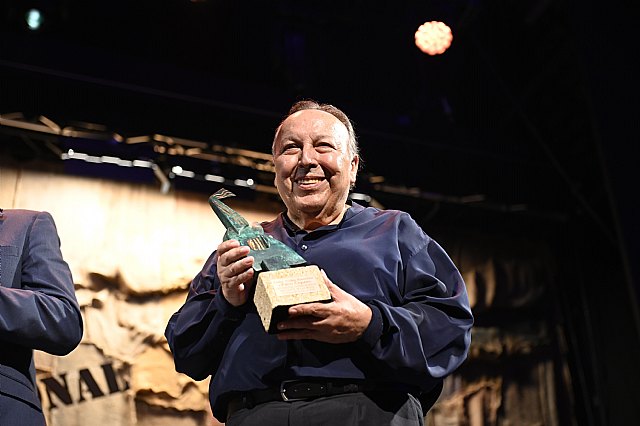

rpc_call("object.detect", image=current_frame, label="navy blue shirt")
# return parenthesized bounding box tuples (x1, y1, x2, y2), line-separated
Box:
(165, 202, 473, 421)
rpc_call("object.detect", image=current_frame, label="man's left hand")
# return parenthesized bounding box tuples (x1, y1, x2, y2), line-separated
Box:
(275, 271, 372, 343)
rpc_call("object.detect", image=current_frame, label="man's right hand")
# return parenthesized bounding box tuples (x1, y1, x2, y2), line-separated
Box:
(216, 239, 254, 307)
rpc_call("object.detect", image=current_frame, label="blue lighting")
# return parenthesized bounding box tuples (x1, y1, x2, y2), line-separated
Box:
(25, 9, 44, 31)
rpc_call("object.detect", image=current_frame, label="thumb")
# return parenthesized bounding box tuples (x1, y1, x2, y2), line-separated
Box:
(320, 269, 334, 288)
(321, 269, 342, 297)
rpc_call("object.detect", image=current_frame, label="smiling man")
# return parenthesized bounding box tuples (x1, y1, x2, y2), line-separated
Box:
(272, 105, 358, 231)
(165, 100, 473, 426)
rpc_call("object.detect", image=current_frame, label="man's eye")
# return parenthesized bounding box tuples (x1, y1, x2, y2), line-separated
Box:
(282, 144, 300, 153)
(316, 143, 335, 152)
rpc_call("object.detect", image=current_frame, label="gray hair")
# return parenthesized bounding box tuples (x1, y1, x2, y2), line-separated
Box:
(272, 100, 360, 163)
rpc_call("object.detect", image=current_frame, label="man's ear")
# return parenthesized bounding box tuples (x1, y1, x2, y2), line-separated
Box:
(350, 155, 359, 185)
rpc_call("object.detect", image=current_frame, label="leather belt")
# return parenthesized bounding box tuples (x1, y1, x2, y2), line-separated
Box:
(226, 379, 412, 419)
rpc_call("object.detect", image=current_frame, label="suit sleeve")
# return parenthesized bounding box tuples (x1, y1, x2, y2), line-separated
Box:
(0, 211, 83, 355)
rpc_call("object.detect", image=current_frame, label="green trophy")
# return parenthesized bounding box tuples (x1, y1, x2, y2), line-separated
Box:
(209, 189, 331, 333)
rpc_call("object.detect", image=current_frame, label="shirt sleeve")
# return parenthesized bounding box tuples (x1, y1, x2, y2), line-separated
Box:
(0, 211, 83, 355)
(362, 215, 473, 386)
(164, 252, 248, 381)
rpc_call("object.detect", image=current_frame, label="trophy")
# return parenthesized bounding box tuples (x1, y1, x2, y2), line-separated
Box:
(209, 189, 331, 333)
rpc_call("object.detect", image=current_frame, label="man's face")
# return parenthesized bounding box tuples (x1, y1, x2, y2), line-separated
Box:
(273, 109, 358, 221)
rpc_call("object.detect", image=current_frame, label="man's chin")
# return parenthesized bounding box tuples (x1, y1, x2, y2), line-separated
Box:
(290, 197, 328, 213)
(294, 201, 325, 213)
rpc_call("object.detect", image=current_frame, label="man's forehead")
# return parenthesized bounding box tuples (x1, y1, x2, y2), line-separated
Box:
(278, 109, 347, 137)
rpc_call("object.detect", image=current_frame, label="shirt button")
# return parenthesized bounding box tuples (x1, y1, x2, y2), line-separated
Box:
(301, 244, 308, 250)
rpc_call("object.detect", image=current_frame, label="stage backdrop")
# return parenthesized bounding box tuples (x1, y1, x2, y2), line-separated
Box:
(0, 165, 566, 425)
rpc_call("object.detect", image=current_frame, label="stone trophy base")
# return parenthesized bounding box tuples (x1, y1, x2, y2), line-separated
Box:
(254, 265, 331, 333)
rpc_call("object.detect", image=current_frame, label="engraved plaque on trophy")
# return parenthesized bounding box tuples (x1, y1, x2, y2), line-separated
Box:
(209, 189, 331, 333)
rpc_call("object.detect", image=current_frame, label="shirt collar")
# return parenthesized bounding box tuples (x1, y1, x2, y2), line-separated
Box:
(281, 201, 363, 234)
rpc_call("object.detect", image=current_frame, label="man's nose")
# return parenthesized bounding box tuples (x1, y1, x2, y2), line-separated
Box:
(299, 145, 318, 166)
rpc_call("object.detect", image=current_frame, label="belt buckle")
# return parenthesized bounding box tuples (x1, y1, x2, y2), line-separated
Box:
(280, 380, 304, 402)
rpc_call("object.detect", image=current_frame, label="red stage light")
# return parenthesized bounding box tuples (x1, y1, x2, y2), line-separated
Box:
(415, 21, 453, 55)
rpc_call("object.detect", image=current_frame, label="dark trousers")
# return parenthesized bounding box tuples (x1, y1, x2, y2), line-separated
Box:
(226, 391, 425, 426)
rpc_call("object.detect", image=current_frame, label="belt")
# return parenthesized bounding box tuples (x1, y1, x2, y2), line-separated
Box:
(226, 379, 410, 419)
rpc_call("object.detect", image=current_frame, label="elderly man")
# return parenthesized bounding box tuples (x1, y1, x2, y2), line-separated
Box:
(165, 100, 473, 425)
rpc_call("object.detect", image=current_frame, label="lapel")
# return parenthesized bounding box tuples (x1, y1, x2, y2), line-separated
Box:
(0, 209, 22, 288)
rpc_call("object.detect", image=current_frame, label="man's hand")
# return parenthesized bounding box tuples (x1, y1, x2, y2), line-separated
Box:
(216, 239, 254, 307)
(276, 271, 372, 343)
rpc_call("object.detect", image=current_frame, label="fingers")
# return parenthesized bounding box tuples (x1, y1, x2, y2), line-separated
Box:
(217, 240, 248, 264)
(221, 253, 254, 278)
(216, 239, 255, 306)
(217, 240, 251, 271)
(222, 258, 254, 289)
(289, 302, 328, 318)
(276, 315, 322, 341)
(277, 272, 372, 343)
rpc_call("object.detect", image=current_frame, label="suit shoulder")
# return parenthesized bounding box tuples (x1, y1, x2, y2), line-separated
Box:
(0, 209, 55, 232)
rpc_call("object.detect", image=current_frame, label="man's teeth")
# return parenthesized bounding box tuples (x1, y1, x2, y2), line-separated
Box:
(298, 178, 322, 184)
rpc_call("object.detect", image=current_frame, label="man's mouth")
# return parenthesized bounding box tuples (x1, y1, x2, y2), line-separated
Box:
(296, 177, 324, 185)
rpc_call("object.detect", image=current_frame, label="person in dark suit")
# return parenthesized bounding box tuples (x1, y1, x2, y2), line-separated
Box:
(0, 208, 83, 426)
